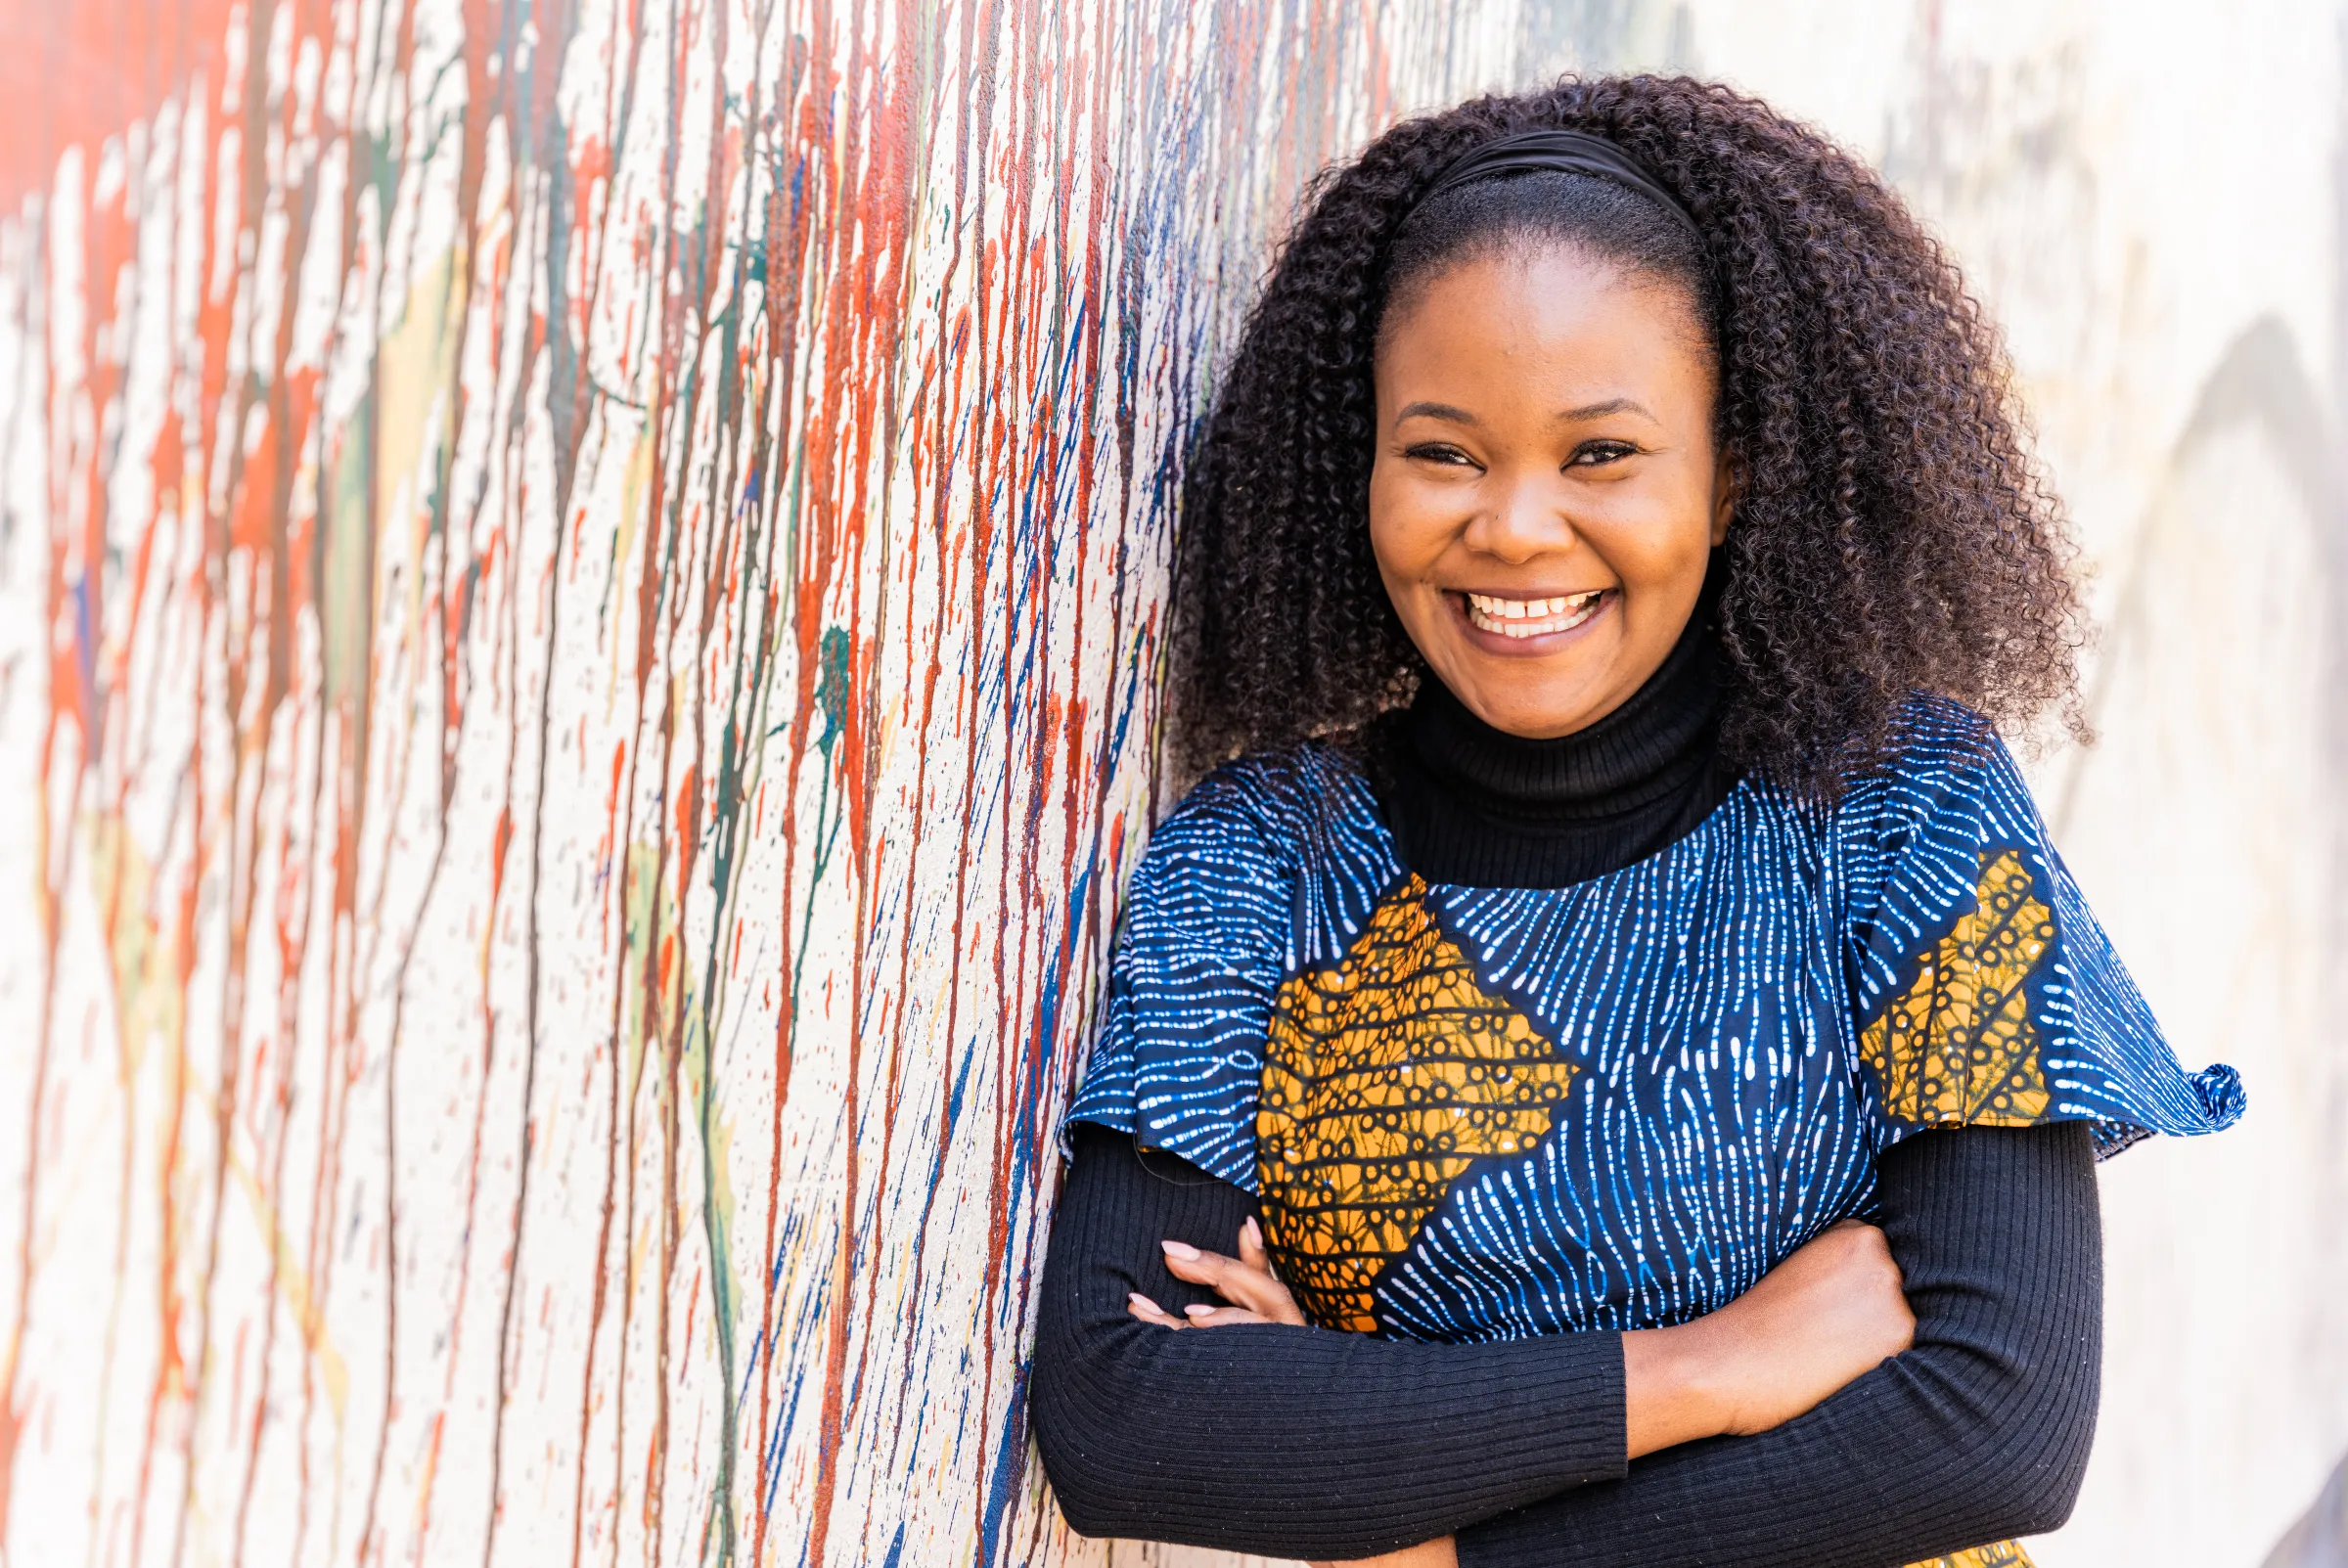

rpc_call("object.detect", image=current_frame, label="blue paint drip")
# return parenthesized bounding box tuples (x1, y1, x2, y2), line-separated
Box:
(975, 1360, 1034, 1568)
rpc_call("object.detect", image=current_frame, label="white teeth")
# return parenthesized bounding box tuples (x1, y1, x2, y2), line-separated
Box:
(1463, 591, 1605, 639)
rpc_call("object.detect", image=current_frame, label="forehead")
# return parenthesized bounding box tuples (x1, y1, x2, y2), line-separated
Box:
(1377, 242, 1713, 392)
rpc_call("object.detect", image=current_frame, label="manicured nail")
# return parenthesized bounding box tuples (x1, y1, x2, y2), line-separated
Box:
(1184, 1303, 1215, 1317)
(1243, 1217, 1263, 1247)
(1129, 1293, 1161, 1315)
(1160, 1239, 1199, 1260)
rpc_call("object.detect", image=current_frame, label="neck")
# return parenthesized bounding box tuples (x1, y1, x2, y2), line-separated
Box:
(1373, 607, 1736, 887)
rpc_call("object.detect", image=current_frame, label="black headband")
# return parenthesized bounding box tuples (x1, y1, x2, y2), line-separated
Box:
(1413, 128, 1703, 246)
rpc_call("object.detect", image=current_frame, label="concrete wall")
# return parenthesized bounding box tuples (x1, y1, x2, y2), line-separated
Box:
(0, 2, 2338, 1565)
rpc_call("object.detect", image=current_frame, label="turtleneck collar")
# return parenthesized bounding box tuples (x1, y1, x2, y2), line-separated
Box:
(1372, 593, 1739, 889)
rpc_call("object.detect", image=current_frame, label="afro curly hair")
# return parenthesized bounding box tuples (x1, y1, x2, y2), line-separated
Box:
(1169, 73, 2087, 791)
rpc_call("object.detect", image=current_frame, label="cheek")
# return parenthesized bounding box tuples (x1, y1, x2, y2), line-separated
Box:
(1367, 465, 1448, 585)
(1611, 524, 1709, 593)
(1599, 529, 1712, 656)
(1595, 479, 1717, 588)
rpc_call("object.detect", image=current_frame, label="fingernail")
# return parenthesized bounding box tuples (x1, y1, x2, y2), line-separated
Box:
(1184, 1303, 1215, 1317)
(1160, 1239, 1199, 1260)
(1243, 1217, 1262, 1245)
(1128, 1293, 1160, 1314)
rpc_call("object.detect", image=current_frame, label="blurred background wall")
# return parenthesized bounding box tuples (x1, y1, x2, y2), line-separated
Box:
(0, 1, 2338, 1565)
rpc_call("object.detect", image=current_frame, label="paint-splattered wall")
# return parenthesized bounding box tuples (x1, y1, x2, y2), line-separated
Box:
(1, 3, 2340, 1567)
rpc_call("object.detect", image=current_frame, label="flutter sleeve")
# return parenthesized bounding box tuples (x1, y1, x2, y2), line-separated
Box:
(1061, 760, 1305, 1190)
(1835, 701, 2243, 1157)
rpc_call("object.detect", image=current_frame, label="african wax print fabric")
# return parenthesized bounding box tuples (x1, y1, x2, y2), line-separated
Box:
(1065, 701, 2240, 1565)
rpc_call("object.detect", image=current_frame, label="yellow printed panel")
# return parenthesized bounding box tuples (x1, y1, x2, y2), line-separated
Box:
(1906, 1541, 2035, 1568)
(1861, 849, 2055, 1126)
(1255, 876, 1577, 1331)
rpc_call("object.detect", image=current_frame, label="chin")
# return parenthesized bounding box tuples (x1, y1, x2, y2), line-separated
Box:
(1457, 682, 1597, 740)
(1490, 708, 1588, 740)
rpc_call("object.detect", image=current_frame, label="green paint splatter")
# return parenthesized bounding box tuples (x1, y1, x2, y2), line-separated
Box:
(790, 627, 853, 1010)
(814, 625, 851, 764)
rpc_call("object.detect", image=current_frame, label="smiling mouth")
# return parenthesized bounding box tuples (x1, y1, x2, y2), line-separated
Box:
(1463, 590, 1608, 639)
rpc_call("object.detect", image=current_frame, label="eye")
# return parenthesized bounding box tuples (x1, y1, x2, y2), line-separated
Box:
(1567, 439, 1641, 468)
(1403, 441, 1479, 468)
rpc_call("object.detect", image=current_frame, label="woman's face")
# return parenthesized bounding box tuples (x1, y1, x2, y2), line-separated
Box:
(1369, 242, 1731, 739)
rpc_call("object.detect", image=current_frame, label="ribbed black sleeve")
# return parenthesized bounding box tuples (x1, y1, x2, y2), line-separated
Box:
(1456, 1120, 2103, 1567)
(1029, 1123, 1629, 1558)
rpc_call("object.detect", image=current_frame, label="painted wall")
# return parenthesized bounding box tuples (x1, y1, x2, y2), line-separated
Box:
(0, 3, 2339, 1567)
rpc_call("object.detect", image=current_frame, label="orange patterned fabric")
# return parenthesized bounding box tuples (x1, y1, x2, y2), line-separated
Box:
(1861, 850, 2055, 1127)
(1255, 875, 1578, 1331)
(1908, 1541, 2036, 1567)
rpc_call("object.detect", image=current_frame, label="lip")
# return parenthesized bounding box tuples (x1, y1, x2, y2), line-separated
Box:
(1447, 587, 1617, 655)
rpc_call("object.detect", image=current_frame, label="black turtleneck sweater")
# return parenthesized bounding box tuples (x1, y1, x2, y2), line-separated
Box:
(1376, 595, 1739, 888)
(1029, 625, 2102, 1566)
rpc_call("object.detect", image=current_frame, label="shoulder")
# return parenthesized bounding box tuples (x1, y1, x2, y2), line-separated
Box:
(1145, 741, 1378, 870)
(1831, 694, 2036, 846)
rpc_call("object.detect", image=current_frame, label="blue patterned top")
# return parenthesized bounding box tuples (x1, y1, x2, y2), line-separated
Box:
(1066, 699, 2240, 1343)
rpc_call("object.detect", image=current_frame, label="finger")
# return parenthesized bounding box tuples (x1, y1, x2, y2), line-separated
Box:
(1179, 1304, 1274, 1327)
(1126, 1292, 1187, 1330)
(1242, 1230, 1310, 1325)
(1160, 1240, 1243, 1290)
(1238, 1216, 1271, 1274)
(1163, 1239, 1303, 1323)
(1161, 1241, 1272, 1306)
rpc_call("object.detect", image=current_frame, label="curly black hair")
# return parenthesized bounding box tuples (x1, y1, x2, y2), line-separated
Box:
(1170, 74, 2086, 790)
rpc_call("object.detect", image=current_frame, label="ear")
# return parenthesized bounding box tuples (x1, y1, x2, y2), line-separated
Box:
(1708, 447, 1740, 547)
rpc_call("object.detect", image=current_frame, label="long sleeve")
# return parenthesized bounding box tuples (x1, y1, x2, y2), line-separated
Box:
(1029, 1122, 1629, 1559)
(1455, 1120, 2102, 1567)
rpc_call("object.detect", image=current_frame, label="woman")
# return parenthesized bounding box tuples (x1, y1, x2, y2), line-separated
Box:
(1029, 75, 2240, 1568)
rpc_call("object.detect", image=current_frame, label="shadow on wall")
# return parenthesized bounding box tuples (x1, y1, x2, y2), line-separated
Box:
(2023, 304, 2348, 1566)
(2266, 1453, 2348, 1568)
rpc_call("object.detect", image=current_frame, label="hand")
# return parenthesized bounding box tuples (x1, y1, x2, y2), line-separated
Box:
(1308, 1537, 1458, 1568)
(1625, 1218, 1915, 1456)
(1125, 1217, 1307, 1328)
(1127, 1233, 1441, 1565)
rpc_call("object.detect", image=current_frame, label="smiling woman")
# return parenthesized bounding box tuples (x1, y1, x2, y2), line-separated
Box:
(1027, 73, 2241, 1568)
(1368, 241, 1730, 739)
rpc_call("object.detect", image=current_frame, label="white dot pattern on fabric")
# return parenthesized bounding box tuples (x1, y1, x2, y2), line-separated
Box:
(1063, 697, 2242, 1341)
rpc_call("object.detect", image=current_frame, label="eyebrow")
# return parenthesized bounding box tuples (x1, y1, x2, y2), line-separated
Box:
(1557, 397, 1654, 422)
(1393, 396, 1658, 426)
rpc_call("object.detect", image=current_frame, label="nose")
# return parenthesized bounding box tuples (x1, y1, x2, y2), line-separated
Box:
(1461, 470, 1579, 563)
